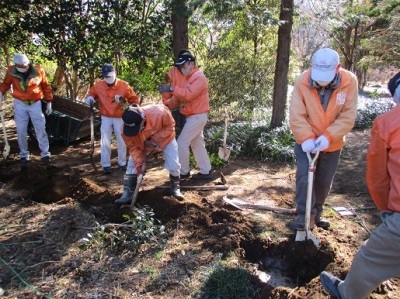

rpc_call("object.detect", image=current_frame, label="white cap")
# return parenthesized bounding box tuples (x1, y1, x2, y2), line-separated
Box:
(14, 53, 30, 66)
(311, 48, 340, 82)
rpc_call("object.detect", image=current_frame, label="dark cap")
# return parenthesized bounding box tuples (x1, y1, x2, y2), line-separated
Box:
(388, 72, 400, 97)
(174, 53, 195, 66)
(122, 105, 144, 137)
(102, 64, 115, 77)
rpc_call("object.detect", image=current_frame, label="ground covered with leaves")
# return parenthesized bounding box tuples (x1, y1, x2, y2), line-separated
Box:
(1, 125, 399, 299)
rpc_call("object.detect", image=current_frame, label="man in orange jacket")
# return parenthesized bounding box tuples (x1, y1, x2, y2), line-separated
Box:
(159, 50, 212, 179)
(0, 53, 53, 167)
(84, 64, 139, 174)
(289, 48, 358, 231)
(320, 71, 400, 299)
(115, 104, 183, 204)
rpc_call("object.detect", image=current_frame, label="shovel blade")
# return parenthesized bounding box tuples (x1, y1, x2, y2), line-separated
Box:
(295, 230, 320, 247)
(218, 147, 231, 162)
(3, 143, 10, 160)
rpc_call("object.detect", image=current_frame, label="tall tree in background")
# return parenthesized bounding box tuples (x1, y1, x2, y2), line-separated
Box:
(171, 0, 189, 58)
(270, 0, 293, 128)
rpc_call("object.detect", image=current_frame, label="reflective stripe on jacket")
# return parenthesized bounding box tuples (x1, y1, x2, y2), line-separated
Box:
(162, 66, 210, 117)
(122, 104, 176, 167)
(86, 78, 139, 118)
(0, 65, 53, 101)
(289, 68, 358, 152)
(366, 105, 400, 212)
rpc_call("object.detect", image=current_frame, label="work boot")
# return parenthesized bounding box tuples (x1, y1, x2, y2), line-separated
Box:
(191, 171, 212, 179)
(20, 157, 29, 169)
(115, 174, 137, 204)
(180, 171, 191, 179)
(316, 216, 330, 229)
(170, 174, 184, 200)
(41, 156, 51, 163)
(288, 215, 315, 231)
(320, 271, 343, 299)
(103, 167, 112, 175)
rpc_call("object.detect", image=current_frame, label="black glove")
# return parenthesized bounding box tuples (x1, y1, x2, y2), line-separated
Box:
(159, 85, 174, 93)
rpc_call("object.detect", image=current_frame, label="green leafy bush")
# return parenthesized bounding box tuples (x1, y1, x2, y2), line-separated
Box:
(205, 121, 295, 164)
(354, 100, 394, 130)
(78, 206, 166, 256)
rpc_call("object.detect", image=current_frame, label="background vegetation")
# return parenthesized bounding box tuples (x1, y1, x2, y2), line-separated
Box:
(0, 0, 399, 163)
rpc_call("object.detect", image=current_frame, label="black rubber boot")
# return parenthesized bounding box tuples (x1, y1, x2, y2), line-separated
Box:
(170, 174, 184, 201)
(115, 174, 137, 204)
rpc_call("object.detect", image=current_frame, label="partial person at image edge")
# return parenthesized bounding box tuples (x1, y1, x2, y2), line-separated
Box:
(320, 72, 400, 299)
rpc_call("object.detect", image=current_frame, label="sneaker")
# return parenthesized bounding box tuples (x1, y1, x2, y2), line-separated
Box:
(119, 164, 127, 171)
(320, 271, 343, 299)
(316, 217, 330, 229)
(41, 156, 51, 163)
(191, 171, 212, 179)
(180, 172, 191, 179)
(103, 167, 112, 175)
(288, 215, 315, 231)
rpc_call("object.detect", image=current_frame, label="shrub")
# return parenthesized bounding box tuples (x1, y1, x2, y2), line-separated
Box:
(78, 206, 166, 256)
(354, 100, 394, 130)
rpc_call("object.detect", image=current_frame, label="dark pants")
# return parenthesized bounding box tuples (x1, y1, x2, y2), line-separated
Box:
(294, 143, 341, 217)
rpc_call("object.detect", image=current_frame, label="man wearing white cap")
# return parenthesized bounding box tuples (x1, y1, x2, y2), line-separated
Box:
(84, 64, 139, 175)
(288, 48, 358, 231)
(0, 53, 53, 167)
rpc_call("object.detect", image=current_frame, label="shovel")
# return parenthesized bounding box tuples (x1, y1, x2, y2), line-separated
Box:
(218, 107, 230, 162)
(0, 107, 10, 160)
(89, 102, 97, 172)
(295, 151, 320, 247)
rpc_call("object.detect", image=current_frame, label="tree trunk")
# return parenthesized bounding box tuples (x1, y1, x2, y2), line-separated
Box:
(171, 0, 188, 59)
(270, 0, 293, 129)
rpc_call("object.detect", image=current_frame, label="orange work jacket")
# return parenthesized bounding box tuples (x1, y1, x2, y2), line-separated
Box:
(162, 66, 210, 117)
(0, 65, 53, 101)
(122, 104, 176, 167)
(366, 105, 400, 212)
(86, 78, 139, 118)
(289, 68, 358, 152)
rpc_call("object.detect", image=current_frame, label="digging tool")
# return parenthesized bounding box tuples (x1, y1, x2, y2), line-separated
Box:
(295, 151, 320, 247)
(218, 106, 231, 162)
(89, 102, 97, 172)
(223, 196, 296, 214)
(0, 107, 10, 160)
(130, 143, 159, 209)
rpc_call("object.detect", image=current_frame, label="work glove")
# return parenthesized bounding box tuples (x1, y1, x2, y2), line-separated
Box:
(301, 139, 316, 153)
(145, 139, 158, 150)
(0, 92, 3, 104)
(159, 85, 174, 94)
(314, 135, 329, 152)
(85, 96, 94, 105)
(45, 102, 52, 115)
(113, 94, 124, 104)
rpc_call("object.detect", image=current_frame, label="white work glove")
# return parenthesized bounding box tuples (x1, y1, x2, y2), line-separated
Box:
(301, 139, 316, 153)
(113, 94, 124, 103)
(45, 102, 52, 115)
(85, 96, 94, 105)
(0, 92, 3, 104)
(314, 135, 329, 152)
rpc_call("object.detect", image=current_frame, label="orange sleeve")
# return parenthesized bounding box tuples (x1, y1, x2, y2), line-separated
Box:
(366, 120, 390, 211)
